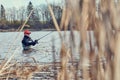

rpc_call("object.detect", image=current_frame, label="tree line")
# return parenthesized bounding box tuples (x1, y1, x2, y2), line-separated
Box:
(0, 1, 63, 31)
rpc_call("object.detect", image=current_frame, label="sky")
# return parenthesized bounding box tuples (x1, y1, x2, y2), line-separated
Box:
(0, 0, 62, 9)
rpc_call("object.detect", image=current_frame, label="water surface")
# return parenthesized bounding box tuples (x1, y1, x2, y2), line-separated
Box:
(0, 31, 94, 63)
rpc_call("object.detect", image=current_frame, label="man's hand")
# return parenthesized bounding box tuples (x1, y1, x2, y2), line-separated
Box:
(34, 40, 38, 44)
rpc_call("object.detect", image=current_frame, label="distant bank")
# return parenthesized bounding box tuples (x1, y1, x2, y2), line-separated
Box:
(0, 28, 56, 32)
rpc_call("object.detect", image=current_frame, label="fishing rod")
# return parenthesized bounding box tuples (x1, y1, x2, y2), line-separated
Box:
(36, 31, 54, 41)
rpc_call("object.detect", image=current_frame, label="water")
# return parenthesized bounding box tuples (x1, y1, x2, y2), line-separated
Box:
(0, 31, 63, 63)
(0, 31, 94, 63)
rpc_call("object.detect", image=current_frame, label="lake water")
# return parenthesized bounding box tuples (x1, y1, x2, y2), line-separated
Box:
(0, 31, 94, 63)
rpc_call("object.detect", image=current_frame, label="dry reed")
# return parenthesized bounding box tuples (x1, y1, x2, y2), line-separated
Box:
(55, 0, 120, 80)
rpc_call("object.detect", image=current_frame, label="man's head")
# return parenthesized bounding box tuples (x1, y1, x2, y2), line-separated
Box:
(24, 30, 31, 36)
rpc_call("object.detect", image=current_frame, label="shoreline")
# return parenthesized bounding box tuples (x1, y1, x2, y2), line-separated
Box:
(0, 29, 56, 32)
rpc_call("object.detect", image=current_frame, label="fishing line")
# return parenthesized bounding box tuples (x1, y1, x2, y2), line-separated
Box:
(36, 31, 54, 41)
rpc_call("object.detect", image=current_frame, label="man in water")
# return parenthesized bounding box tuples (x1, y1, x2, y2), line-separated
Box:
(22, 30, 38, 53)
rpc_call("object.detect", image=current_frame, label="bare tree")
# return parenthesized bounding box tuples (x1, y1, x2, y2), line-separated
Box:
(18, 6, 27, 24)
(38, 4, 48, 22)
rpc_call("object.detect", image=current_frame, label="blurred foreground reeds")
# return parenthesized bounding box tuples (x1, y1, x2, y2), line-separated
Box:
(57, 0, 120, 80)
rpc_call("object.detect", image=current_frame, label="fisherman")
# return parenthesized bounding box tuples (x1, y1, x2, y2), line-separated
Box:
(22, 30, 38, 53)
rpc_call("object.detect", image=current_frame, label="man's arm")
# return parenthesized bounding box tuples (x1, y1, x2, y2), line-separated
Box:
(22, 39, 36, 46)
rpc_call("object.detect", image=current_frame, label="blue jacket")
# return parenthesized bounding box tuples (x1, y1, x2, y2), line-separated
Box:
(22, 35, 36, 50)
